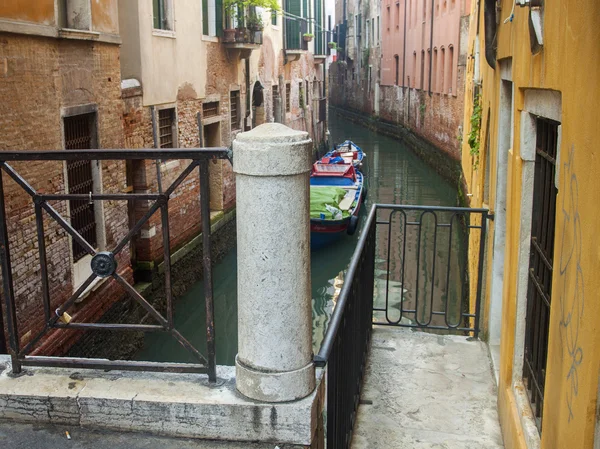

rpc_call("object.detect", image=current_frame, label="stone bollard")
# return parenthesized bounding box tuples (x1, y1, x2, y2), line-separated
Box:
(233, 123, 315, 402)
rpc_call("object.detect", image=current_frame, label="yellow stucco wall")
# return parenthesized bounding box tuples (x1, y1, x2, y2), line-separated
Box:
(461, 0, 600, 448)
(0, 0, 55, 26)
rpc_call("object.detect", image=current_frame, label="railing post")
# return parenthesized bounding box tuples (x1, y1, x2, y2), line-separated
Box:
(199, 161, 217, 383)
(233, 123, 315, 402)
(0, 168, 21, 372)
(474, 211, 488, 338)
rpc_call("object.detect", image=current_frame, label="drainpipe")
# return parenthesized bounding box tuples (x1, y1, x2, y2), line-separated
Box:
(483, 0, 496, 68)
(427, 0, 434, 95)
(0, 306, 6, 354)
(402, 0, 407, 87)
(245, 58, 251, 129)
(283, 6, 289, 64)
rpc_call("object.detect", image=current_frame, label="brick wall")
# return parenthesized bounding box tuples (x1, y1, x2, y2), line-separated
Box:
(0, 34, 132, 356)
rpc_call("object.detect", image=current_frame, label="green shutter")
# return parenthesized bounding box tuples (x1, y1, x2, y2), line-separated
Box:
(286, 0, 302, 49)
(216, 0, 223, 36)
(153, 0, 162, 29)
(202, 0, 209, 35)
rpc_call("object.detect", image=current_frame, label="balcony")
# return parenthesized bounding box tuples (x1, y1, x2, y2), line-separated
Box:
(223, 28, 262, 59)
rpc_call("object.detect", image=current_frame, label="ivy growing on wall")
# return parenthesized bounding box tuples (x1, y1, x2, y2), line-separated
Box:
(468, 93, 482, 169)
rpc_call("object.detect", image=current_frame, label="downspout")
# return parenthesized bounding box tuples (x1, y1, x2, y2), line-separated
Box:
(427, 0, 434, 95)
(283, 4, 289, 64)
(402, 0, 407, 87)
(245, 57, 251, 129)
(483, 0, 496, 68)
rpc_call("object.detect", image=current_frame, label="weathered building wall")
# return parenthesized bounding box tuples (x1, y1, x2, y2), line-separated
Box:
(330, 0, 468, 164)
(460, 0, 600, 448)
(0, 28, 131, 356)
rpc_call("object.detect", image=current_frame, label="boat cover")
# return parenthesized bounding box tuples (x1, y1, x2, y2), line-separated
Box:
(310, 187, 351, 219)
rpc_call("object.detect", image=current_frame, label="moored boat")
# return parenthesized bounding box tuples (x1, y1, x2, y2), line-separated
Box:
(320, 140, 366, 168)
(310, 162, 364, 250)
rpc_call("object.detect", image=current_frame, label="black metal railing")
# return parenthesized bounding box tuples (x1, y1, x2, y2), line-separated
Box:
(372, 204, 488, 335)
(314, 203, 488, 448)
(314, 206, 376, 449)
(0, 149, 230, 381)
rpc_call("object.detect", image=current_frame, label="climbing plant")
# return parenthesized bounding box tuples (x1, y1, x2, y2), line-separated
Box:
(468, 92, 482, 169)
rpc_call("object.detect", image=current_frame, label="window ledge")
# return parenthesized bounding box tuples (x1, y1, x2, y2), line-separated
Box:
(202, 35, 219, 42)
(153, 29, 176, 39)
(59, 28, 99, 40)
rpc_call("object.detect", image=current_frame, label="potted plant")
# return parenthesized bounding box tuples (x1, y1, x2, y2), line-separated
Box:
(224, 0, 278, 43)
(328, 41, 337, 49)
(303, 33, 314, 42)
(247, 12, 264, 43)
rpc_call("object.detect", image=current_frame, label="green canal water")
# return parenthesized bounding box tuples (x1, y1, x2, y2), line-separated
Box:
(135, 112, 461, 365)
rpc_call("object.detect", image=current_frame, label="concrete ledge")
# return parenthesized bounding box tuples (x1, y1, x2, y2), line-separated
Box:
(0, 357, 323, 446)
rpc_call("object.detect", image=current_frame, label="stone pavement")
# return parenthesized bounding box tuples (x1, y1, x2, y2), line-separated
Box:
(351, 327, 504, 449)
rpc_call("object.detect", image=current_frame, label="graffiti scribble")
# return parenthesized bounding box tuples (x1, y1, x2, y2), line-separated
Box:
(557, 147, 585, 423)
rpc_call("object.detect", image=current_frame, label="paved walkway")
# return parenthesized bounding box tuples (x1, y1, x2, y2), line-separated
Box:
(351, 327, 504, 449)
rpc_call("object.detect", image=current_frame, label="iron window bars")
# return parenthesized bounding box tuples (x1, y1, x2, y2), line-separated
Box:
(0, 149, 229, 382)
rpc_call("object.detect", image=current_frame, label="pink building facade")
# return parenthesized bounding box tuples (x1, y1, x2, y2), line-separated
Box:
(382, 0, 470, 95)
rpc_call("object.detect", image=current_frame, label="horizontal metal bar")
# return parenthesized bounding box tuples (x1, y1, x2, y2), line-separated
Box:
(40, 193, 163, 201)
(19, 356, 208, 373)
(375, 203, 489, 213)
(53, 323, 166, 332)
(0, 149, 230, 162)
(373, 322, 476, 332)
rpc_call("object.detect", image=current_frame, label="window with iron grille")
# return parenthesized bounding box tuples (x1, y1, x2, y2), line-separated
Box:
(286, 83, 291, 112)
(64, 113, 98, 262)
(158, 108, 176, 148)
(230, 91, 240, 130)
(523, 117, 559, 434)
(203, 101, 220, 119)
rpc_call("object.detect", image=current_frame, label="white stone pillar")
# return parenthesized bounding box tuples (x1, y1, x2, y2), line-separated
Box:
(233, 123, 315, 402)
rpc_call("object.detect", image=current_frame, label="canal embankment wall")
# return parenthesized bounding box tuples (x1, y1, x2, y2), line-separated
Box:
(67, 208, 237, 361)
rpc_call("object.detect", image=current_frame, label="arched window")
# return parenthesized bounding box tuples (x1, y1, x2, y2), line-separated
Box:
(413, 52, 417, 87)
(394, 54, 400, 85)
(432, 48, 437, 92)
(448, 45, 454, 94)
(420, 50, 425, 89)
(440, 47, 445, 94)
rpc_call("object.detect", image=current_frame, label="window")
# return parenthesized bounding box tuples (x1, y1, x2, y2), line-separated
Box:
(395, 2, 400, 29)
(523, 118, 559, 433)
(285, 83, 291, 112)
(413, 52, 417, 87)
(371, 18, 374, 44)
(377, 16, 380, 42)
(328, 15, 331, 31)
(448, 46, 454, 94)
(365, 20, 369, 47)
(387, 6, 391, 30)
(299, 82, 304, 109)
(420, 50, 425, 89)
(432, 48, 438, 91)
(203, 101, 219, 118)
(153, 0, 174, 31)
(440, 47, 445, 93)
(394, 54, 399, 85)
(64, 113, 98, 262)
(272, 9, 277, 25)
(158, 108, 176, 148)
(203, 0, 223, 36)
(230, 91, 240, 130)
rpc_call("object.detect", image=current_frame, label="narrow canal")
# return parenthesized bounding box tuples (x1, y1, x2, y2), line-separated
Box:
(135, 111, 461, 365)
